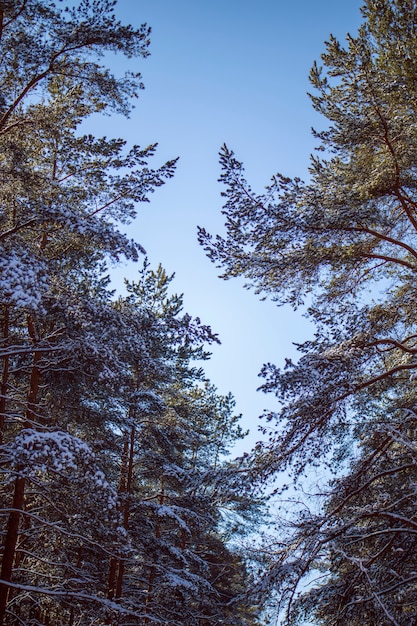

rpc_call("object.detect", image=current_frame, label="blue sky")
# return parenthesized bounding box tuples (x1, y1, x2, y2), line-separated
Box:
(106, 0, 363, 453)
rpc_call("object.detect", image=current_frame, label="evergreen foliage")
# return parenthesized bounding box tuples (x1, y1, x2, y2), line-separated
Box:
(0, 1, 263, 624)
(199, 1, 417, 623)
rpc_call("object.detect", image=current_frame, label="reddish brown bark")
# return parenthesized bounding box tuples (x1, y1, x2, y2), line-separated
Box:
(0, 4, 4, 42)
(26, 315, 41, 426)
(107, 557, 118, 602)
(0, 473, 25, 624)
(0, 316, 41, 623)
(0, 305, 9, 445)
(116, 425, 135, 600)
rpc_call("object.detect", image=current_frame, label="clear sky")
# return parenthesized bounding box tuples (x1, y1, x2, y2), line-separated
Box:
(105, 0, 363, 454)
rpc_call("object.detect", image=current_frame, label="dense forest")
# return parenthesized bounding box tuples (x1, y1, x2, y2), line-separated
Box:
(2, 0, 417, 625)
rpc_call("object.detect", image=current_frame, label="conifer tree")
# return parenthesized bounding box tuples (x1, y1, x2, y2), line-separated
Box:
(107, 264, 264, 625)
(0, 1, 175, 622)
(199, 0, 417, 622)
(0, 2, 264, 624)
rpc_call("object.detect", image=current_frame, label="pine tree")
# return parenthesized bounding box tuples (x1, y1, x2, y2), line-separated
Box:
(106, 264, 264, 625)
(0, 1, 175, 623)
(199, 0, 417, 622)
(0, 4, 265, 624)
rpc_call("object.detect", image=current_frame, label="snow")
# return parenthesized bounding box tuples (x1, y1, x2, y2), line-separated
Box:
(8, 429, 119, 511)
(0, 248, 49, 310)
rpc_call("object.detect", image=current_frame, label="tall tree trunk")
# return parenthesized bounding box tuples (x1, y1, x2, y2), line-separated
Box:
(0, 304, 9, 444)
(143, 482, 164, 625)
(107, 556, 118, 602)
(0, 317, 41, 624)
(26, 355, 40, 425)
(25, 314, 42, 426)
(0, 3, 4, 43)
(115, 425, 135, 600)
(68, 547, 83, 626)
(108, 424, 135, 602)
(107, 437, 128, 602)
(13, 508, 30, 570)
(142, 564, 156, 626)
(0, 472, 25, 624)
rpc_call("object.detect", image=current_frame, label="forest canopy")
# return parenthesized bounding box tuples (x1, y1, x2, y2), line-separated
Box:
(2, 0, 417, 624)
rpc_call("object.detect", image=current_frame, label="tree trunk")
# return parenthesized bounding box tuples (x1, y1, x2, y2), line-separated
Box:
(0, 4, 4, 43)
(26, 314, 42, 427)
(0, 304, 9, 445)
(0, 473, 25, 624)
(26, 358, 41, 426)
(142, 565, 156, 626)
(0, 317, 41, 623)
(143, 482, 164, 625)
(108, 424, 135, 602)
(68, 548, 83, 626)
